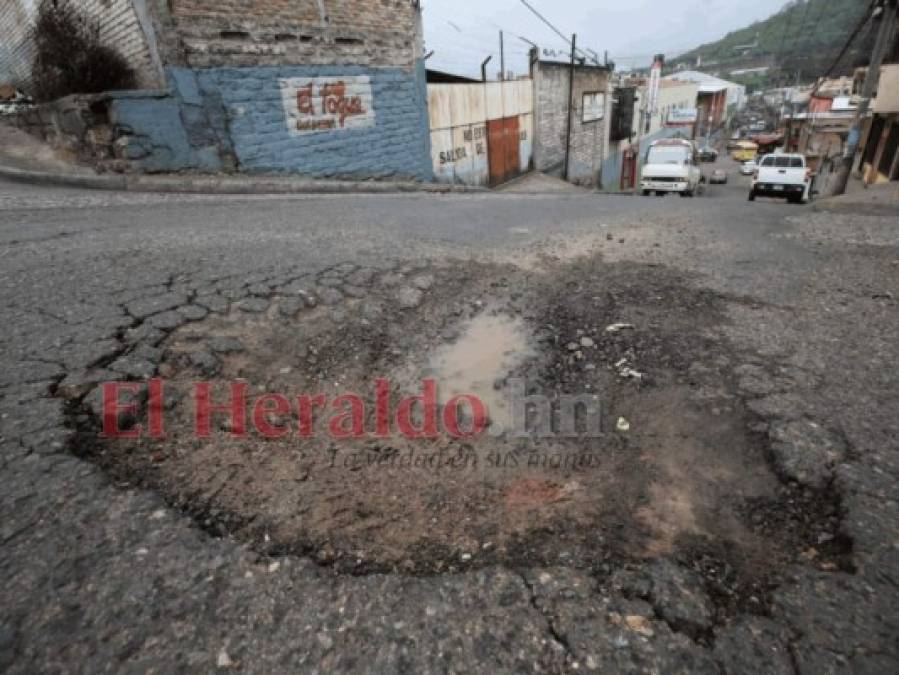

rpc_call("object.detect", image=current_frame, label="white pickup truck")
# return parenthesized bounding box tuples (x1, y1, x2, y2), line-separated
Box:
(748, 154, 812, 204)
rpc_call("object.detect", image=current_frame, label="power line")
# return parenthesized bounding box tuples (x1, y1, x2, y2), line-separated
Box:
(425, 13, 568, 59)
(785, 0, 840, 83)
(464, 4, 605, 65)
(425, 4, 603, 73)
(518, 0, 572, 46)
(442, 10, 563, 52)
(775, 1, 798, 83)
(809, 0, 877, 97)
(427, 33, 532, 56)
(518, 0, 592, 61)
(774, 0, 870, 59)
(425, 35, 532, 58)
(794, 0, 815, 42)
(786, 0, 816, 67)
(804, 0, 833, 43)
(778, 0, 817, 83)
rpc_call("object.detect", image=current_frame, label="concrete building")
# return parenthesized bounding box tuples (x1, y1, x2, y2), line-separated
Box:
(663, 71, 745, 133)
(652, 79, 700, 136)
(784, 108, 854, 191)
(1, 1, 433, 180)
(855, 17, 899, 185)
(601, 77, 699, 192)
(861, 63, 899, 183)
(790, 28, 899, 188)
(531, 56, 612, 187)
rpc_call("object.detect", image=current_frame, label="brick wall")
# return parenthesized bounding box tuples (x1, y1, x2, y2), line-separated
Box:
(156, 0, 419, 70)
(533, 60, 611, 186)
(106, 0, 434, 179)
(0, 0, 161, 91)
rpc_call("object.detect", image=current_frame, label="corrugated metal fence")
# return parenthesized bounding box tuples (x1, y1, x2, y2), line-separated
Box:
(427, 80, 533, 186)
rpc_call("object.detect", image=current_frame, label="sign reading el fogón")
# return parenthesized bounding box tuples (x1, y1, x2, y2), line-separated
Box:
(279, 76, 376, 135)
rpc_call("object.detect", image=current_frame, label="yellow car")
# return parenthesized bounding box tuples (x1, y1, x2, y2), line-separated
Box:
(731, 142, 758, 163)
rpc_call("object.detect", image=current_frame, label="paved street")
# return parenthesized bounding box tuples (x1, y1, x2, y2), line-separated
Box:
(1, 172, 897, 673)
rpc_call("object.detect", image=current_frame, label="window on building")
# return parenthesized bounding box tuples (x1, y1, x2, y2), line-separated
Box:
(582, 92, 605, 123)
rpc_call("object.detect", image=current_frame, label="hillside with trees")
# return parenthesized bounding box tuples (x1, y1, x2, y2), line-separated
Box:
(672, 0, 876, 91)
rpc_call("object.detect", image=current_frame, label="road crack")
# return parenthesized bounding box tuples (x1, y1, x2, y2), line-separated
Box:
(517, 571, 576, 667)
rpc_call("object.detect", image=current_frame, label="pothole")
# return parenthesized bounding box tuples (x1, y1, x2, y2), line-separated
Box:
(71, 257, 847, 595)
(420, 312, 535, 423)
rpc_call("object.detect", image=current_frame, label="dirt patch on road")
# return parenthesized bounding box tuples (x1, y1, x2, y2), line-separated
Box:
(74, 255, 845, 599)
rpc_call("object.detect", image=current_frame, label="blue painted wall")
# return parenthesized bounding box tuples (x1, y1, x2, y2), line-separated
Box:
(108, 63, 433, 180)
(109, 96, 224, 172)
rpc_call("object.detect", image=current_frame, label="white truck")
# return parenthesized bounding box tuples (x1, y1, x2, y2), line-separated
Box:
(640, 139, 702, 197)
(748, 153, 812, 204)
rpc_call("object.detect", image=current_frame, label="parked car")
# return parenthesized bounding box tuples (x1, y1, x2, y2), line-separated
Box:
(709, 169, 727, 184)
(739, 159, 757, 176)
(698, 146, 718, 162)
(749, 153, 812, 204)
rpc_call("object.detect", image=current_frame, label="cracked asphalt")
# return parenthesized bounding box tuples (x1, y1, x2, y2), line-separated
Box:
(1, 171, 898, 673)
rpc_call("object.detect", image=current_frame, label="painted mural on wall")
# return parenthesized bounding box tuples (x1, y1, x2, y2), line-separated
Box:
(279, 76, 376, 135)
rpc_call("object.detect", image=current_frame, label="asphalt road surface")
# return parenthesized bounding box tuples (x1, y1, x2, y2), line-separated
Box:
(1, 171, 897, 673)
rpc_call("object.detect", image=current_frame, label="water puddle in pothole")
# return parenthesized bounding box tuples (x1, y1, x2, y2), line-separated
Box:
(425, 313, 535, 423)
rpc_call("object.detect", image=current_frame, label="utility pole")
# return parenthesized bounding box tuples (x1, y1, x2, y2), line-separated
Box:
(833, 0, 897, 195)
(563, 34, 577, 181)
(500, 31, 505, 81)
(633, 94, 647, 194)
(785, 68, 802, 152)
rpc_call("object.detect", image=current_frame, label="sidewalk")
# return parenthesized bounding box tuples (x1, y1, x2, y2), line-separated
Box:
(0, 123, 484, 195)
(495, 171, 591, 194)
(813, 179, 899, 217)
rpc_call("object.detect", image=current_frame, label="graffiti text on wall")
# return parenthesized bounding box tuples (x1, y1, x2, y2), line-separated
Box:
(439, 125, 487, 165)
(279, 76, 376, 135)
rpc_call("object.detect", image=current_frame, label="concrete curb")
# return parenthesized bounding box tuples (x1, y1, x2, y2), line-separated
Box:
(0, 164, 128, 191)
(0, 163, 489, 195)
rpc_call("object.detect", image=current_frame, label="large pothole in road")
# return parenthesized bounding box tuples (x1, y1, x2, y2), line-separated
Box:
(77, 256, 844, 599)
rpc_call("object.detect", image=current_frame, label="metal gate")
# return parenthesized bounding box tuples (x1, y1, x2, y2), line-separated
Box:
(488, 116, 521, 186)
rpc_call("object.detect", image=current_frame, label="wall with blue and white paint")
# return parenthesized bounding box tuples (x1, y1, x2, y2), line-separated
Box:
(108, 62, 432, 179)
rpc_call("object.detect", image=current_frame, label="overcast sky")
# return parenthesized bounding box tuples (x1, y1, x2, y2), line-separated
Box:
(422, 0, 790, 78)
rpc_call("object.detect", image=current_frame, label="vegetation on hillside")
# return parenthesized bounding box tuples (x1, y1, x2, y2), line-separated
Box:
(672, 0, 877, 91)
